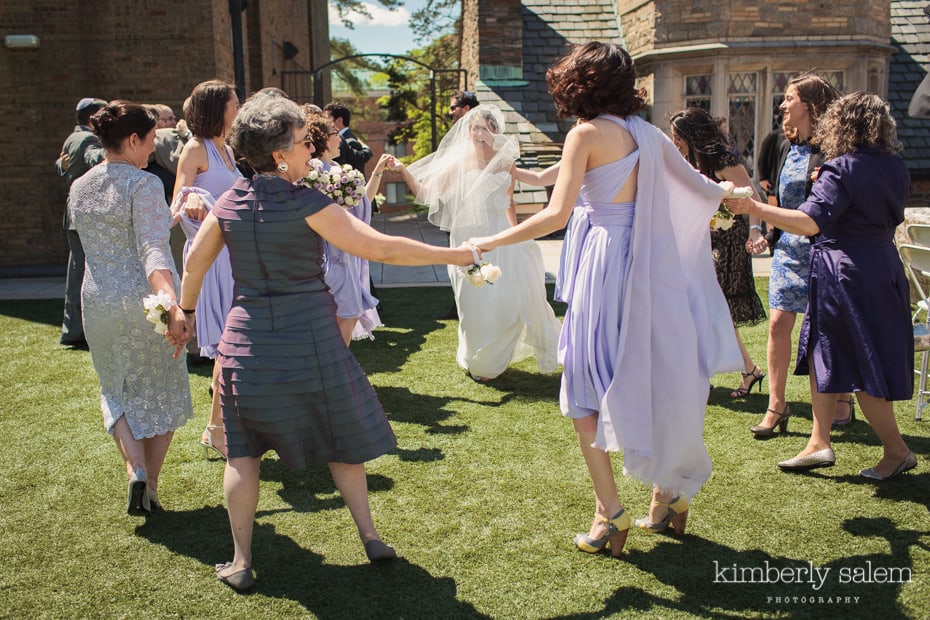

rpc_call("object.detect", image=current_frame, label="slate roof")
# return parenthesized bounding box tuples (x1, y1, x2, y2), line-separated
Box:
(890, 0, 930, 174)
(475, 0, 621, 205)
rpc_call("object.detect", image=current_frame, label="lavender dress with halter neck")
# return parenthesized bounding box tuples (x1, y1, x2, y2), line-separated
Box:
(557, 114, 741, 498)
(177, 139, 242, 358)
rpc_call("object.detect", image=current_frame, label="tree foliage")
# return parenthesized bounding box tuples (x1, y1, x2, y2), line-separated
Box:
(378, 33, 461, 160)
(330, 0, 402, 28)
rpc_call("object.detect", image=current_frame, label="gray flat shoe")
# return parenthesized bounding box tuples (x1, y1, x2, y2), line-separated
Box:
(777, 448, 835, 472)
(364, 539, 397, 562)
(859, 452, 917, 481)
(215, 562, 255, 590)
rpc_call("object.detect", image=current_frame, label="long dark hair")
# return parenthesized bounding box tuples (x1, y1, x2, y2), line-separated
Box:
(669, 107, 739, 177)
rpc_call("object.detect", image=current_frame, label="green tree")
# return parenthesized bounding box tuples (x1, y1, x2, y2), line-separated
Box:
(330, 0, 402, 28)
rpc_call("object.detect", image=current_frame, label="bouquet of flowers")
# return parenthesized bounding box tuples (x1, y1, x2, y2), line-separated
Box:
(143, 290, 175, 335)
(710, 204, 735, 231)
(300, 160, 365, 209)
(462, 261, 503, 287)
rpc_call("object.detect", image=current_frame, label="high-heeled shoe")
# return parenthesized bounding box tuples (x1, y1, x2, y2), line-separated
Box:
(364, 539, 398, 562)
(634, 496, 689, 535)
(215, 562, 255, 590)
(750, 406, 790, 437)
(126, 467, 150, 516)
(573, 509, 631, 558)
(200, 424, 227, 460)
(729, 366, 766, 398)
(832, 397, 856, 427)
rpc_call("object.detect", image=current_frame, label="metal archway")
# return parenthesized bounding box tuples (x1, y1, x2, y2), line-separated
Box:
(282, 53, 467, 151)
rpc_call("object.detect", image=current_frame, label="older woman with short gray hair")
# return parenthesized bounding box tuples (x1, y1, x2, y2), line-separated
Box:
(180, 94, 475, 590)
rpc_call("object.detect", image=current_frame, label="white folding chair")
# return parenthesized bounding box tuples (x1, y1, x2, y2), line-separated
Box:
(899, 243, 930, 420)
(907, 223, 930, 248)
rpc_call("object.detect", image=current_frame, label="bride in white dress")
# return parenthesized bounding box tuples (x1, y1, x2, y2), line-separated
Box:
(395, 105, 561, 380)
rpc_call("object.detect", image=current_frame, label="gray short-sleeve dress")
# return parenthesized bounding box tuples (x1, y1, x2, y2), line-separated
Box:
(213, 176, 396, 467)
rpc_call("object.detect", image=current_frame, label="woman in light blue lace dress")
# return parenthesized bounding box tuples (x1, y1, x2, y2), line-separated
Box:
(751, 73, 852, 438)
(70, 101, 194, 516)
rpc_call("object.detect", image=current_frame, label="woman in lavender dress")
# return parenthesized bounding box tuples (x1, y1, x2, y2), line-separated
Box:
(172, 80, 242, 458)
(470, 42, 741, 556)
(303, 110, 384, 345)
(727, 92, 916, 479)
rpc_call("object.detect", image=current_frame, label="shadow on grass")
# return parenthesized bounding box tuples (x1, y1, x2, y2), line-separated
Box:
(352, 288, 451, 375)
(257, 459, 395, 514)
(137, 507, 488, 618)
(470, 368, 563, 404)
(0, 299, 60, 328)
(545, 516, 925, 619)
(376, 385, 483, 436)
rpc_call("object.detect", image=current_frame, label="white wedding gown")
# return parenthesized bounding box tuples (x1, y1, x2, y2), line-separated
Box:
(448, 170, 562, 379)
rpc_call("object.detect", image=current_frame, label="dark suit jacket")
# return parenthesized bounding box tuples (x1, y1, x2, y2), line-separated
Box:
(57, 125, 105, 228)
(334, 127, 372, 172)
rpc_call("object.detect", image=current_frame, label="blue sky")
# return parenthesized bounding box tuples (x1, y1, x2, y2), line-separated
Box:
(328, 0, 434, 57)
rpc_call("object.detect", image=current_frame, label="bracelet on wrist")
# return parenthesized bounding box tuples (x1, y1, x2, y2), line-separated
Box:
(749, 225, 763, 233)
(178, 306, 196, 315)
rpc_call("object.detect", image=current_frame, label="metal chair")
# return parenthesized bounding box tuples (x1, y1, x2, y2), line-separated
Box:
(899, 243, 930, 420)
(907, 223, 930, 248)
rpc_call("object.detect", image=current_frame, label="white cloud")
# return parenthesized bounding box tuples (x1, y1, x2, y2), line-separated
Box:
(328, 3, 412, 28)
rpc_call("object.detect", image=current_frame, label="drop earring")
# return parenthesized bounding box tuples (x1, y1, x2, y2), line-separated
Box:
(277, 162, 289, 173)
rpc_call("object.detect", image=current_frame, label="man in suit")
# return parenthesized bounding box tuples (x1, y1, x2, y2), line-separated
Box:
(56, 97, 107, 347)
(323, 101, 372, 173)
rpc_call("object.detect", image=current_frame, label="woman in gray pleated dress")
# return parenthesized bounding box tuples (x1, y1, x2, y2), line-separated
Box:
(180, 95, 475, 590)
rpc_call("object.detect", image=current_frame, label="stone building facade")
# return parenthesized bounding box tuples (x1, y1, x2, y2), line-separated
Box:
(0, 0, 328, 273)
(464, 0, 930, 210)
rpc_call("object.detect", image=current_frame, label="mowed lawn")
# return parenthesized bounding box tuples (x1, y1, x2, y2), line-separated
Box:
(1, 281, 928, 619)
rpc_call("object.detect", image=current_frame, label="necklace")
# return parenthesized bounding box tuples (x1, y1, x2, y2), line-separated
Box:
(107, 155, 136, 167)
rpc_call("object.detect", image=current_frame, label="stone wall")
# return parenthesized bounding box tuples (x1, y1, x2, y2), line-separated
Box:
(619, 0, 890, 57)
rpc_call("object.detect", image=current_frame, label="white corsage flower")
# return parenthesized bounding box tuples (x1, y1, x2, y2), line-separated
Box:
(143, 290, 175, 335)
(480, 263, 502, 283)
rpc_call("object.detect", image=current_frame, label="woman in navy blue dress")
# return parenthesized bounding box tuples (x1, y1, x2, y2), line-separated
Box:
(727, 92, 916, 480)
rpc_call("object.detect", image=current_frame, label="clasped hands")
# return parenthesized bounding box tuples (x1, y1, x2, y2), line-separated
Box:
(164, 306, 195, 358)
(721, 182, 769, 256)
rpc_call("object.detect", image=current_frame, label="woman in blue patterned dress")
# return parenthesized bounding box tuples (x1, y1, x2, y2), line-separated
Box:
(750, 73, 853, 437)
(727, 92, 916, 478)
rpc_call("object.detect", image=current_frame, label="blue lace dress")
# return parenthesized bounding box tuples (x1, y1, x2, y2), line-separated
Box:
(769, 143, 813, 313)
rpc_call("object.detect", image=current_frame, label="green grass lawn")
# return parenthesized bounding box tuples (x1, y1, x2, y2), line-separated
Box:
(1, 282, 928, 619)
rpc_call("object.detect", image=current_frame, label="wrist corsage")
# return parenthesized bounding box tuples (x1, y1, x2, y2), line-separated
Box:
(143, 291, 175, 335)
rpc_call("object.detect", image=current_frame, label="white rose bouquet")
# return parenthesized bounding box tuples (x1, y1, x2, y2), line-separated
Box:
(300, 160, 365, 209)
(710, 204, 735, 231)
(461, 245, 502, 287)
(143, 290, 175, 335)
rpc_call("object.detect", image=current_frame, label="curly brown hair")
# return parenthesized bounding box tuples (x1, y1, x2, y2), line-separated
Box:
(546, 42, 647, 121)
(302, 107, 331, 157)
(813, 92, 901, 160)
